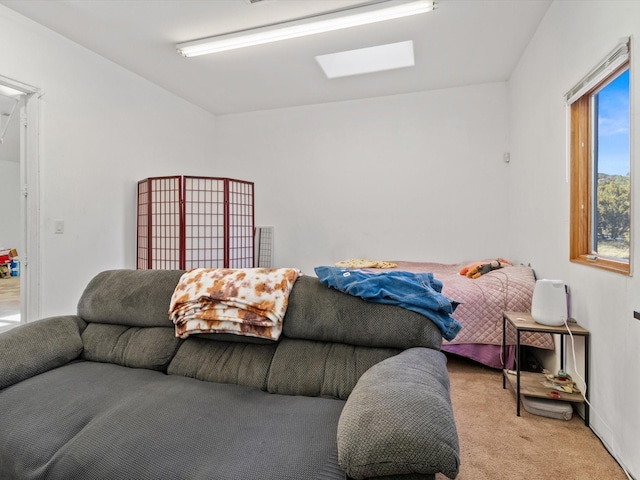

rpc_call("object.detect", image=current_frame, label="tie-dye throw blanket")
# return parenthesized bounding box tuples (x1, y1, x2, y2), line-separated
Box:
(169, 268, 301, 341)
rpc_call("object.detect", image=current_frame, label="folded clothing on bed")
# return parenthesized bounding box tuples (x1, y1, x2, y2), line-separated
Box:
(335, 258, 398, 269)
(169, 268, 301, 340)
(314, 266, 462, 341)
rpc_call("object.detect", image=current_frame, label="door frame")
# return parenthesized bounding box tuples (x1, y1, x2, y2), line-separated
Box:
(0, 74, 42, 323)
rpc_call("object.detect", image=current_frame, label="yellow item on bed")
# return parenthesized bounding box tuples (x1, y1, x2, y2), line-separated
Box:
(335, 258, 397, 269)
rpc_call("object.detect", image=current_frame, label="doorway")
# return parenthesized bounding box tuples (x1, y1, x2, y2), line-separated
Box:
(0, 74, 41, 331)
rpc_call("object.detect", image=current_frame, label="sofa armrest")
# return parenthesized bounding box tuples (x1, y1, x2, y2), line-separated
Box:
(337, 348, 460, 480)
(0, 316, 85, 390)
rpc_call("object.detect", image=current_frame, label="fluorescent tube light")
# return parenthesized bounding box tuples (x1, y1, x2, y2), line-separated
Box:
(316, 41, 414, 78)
(0, 84, 24, 98)
(176, 0, 435, 57)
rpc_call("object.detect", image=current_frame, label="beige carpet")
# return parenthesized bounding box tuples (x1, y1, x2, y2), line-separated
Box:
(437, 354, 628, 480)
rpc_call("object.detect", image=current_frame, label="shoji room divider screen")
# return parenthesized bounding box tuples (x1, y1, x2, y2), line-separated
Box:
(137, 176, 254, 270)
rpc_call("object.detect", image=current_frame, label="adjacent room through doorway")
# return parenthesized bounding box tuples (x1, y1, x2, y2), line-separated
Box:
(0, 89, 21, 327)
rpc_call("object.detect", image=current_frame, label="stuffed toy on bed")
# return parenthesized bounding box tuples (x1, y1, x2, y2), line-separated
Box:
(460, 258, 511, 279)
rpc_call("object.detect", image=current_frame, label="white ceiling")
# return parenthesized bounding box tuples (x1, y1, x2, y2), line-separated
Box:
(0, 0, 552, 116)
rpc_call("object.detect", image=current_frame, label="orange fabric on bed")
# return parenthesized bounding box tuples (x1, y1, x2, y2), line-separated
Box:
(459, 259, 512, 276)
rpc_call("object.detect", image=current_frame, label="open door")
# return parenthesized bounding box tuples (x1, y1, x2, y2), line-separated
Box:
(0, 75, 41, 331)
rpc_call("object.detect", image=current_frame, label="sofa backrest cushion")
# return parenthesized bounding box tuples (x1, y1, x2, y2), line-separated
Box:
(167, 337, 278, 391)
(166, 337, 399, 400)
(266, 339, 399, 400)
(77, 269, 184, 327)
(77, 270, 442, 352)
(81, 323, 181, 372)
(283, 276, 443, 351)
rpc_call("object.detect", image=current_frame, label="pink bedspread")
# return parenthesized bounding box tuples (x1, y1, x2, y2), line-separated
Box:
(386, 261, 554, 352)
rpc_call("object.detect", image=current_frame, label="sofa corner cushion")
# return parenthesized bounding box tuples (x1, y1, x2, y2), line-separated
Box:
(337, 347, 459, 480)
(0, 315, 85, 390)
(77, 269, 184, 327)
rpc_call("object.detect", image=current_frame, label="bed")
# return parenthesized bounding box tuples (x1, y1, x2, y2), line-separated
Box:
(381, 261, 555, 369)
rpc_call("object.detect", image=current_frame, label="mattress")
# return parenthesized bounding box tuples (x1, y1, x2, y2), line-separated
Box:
(385, 261, 554, 368)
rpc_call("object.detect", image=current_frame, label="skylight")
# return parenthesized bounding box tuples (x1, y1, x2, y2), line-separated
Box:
(316, 41, 415, 79)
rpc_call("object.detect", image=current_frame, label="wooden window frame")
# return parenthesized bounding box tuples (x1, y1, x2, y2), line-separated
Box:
(569, 63, 631, 275)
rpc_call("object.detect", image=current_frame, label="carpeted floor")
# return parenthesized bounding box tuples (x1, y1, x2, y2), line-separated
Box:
(437, 353, 629, 480)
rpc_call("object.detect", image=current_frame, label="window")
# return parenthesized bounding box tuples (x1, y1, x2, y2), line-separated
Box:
(568, 39, 631, 275)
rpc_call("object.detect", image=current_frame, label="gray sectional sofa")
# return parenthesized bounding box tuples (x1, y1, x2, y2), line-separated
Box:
(0, 269, 460, 480)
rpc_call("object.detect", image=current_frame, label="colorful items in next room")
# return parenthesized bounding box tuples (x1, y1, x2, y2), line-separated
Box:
(0, 248, 18, 278)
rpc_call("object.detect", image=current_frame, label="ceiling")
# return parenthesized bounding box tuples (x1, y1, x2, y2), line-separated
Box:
(0, 0, 552, 116)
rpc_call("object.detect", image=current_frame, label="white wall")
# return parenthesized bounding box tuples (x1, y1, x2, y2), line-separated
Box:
(0, 5, 219, 316)
(216, 83, 511, 275)
(508, 1, 640, 476)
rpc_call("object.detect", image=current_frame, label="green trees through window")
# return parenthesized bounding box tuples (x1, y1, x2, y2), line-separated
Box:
(593, 69, 630, 260)
(597, 174, 630, 258)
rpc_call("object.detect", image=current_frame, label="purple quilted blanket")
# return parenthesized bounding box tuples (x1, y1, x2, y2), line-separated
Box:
(386, 261, 554, 351)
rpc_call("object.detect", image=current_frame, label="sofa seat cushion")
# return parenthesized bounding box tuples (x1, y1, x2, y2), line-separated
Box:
(0, 362, 346, 480)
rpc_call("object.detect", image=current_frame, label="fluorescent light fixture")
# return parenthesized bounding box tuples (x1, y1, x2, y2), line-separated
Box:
(176, 0, 435, 57)
(0, 84, 24, 98)
(316, 40, 414, 78)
